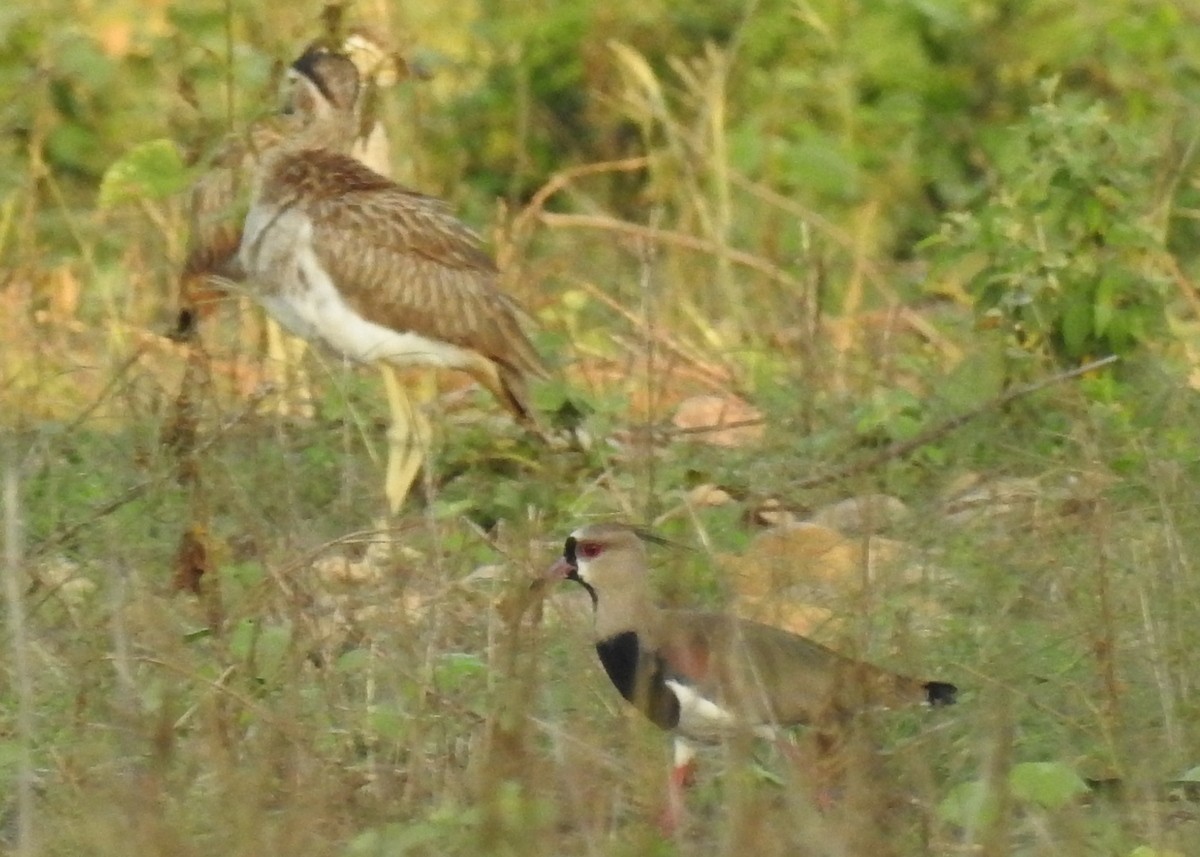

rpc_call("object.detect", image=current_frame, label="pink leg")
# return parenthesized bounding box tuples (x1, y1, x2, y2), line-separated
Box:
(658, 739, 698, 835)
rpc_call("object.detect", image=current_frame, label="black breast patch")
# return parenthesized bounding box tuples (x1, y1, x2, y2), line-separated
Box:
(595, 631, 681, 730)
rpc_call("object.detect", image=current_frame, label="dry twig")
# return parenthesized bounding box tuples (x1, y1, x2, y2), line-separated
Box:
(790, 355, 1119, 491)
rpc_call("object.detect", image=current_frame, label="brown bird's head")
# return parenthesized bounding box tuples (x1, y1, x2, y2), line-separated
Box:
(286, 46, 361, 120)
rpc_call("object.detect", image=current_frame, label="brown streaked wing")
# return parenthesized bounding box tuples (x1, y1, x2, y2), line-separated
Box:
(296, 156, 547, 380)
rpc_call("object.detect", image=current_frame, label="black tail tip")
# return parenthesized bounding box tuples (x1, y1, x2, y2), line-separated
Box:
(925, 681, 958, 706)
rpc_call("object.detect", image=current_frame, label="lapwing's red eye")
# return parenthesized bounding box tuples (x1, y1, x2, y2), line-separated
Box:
(578, 541, 603, 560)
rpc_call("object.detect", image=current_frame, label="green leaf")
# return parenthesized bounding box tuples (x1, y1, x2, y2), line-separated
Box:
(1129, 847, 1184, 857)
(182, 627, 213, 643)
(228, 618, 293, 680)
(781, 135, 860, 200)
(1059, 293, 1093, 357)
(344, 822, 442, 856)
(1008, 761, 1088, 809)
(434, 652, 487, 692)
(335, 648, 371, 676)
(228, 618, 257, 661)
(98, 138, 191, 209)
(367, 706, 409, 741)
(937, 780, 998, 828)
(1176, 765, 1200, 782)
(226, 560, 265, 594)
(1093, 275, 1117, 337)
(255, 622, 293, 672)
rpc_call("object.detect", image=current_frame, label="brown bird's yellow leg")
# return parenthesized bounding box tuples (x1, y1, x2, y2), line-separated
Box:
(381, 364, 433, 514)
(265, 318, 314, 418)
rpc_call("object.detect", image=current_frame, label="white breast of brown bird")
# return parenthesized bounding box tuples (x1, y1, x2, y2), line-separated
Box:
(239, 205, 479, 369)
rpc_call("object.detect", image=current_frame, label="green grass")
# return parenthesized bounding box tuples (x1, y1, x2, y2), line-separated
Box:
(7, 342, 1200, 856)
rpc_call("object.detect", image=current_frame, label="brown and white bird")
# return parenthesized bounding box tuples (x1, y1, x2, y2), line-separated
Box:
(178, 36, 400, 418)
(544, 522, 957, 831)
(180, 37, 399, 317)
(232, 47, 547, 511)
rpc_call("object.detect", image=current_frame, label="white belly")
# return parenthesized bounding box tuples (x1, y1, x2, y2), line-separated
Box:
(666, 679, 780, 741)
(239, 205, 474, 369)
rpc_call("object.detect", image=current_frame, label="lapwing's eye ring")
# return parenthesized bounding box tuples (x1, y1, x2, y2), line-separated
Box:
(578, 541, 602, 560)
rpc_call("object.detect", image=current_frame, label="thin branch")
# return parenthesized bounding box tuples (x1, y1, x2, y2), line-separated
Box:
(576, 280, 735, 388)
(790, 355, 1119, 491)
(663, 416, 765, 438)
(727, 170, 894, 300)
(539, 211, 806, 291)
(518, 156, 649, 228)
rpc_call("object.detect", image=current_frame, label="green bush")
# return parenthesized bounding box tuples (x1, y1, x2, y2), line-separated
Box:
(924, 82, 1172, 368)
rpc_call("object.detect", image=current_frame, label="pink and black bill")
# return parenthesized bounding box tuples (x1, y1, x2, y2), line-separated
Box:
(546, 534, 596, 604)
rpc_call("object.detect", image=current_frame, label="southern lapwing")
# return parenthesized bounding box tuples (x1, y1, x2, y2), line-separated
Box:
(236, 48, 547, 511)
(179, 37, 399, 416)
(544, 522, 957, 831)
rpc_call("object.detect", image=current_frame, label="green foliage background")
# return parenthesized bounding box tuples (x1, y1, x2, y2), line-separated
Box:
(8, 0, 1200, 364)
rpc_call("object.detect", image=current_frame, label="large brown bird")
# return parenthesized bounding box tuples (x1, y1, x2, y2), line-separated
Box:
(179, 35, 399, 419)
(544, 522, 957, 831)
(236, 48, 547, 511)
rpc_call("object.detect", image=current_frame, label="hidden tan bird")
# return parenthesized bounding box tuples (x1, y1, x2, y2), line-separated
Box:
(544, 522, 957, 831)
(230, 47, 547, 511)
(179, 36, 397, 338)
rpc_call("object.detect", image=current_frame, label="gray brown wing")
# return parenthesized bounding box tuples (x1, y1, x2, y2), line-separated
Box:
(303, 182, 547, 381)
(665, 611, 936, 727)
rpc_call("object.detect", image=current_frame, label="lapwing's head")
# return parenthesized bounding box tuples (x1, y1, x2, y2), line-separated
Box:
(285, 46, 361, 121)
(546, 523, 652, 608)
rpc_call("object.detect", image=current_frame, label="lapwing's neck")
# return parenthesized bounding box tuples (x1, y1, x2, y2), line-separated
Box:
(592, 583, 661, 644)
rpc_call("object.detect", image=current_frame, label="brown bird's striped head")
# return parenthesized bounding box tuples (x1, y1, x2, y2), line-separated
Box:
(286, 46, 361, 120)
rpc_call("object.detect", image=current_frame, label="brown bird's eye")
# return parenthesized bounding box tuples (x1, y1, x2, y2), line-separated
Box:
(578, 541, 603, 559)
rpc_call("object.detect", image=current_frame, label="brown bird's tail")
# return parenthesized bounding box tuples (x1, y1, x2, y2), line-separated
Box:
(497, 363, 551, 441)
(464, 356, 550, 442)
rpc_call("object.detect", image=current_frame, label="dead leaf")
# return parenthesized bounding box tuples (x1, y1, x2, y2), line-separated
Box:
(722, 521, 947, 637)
(687, 483, 733, 507)
(943, 476, 1041, 526)
(725, 523, 863, 596)
(810, 494, 909, 534)
(735, 597, 834, 637)
(172, 526, 213, 595)
(672, 394, 764, 447)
